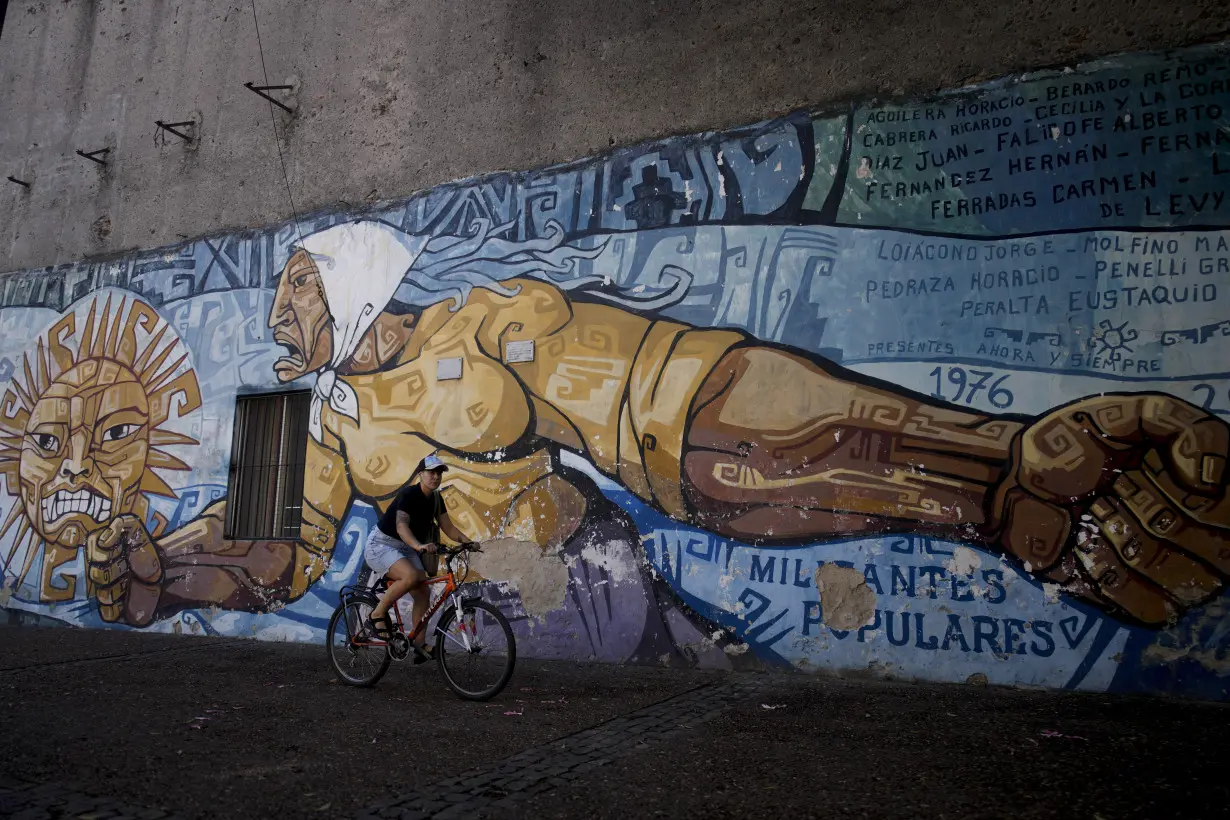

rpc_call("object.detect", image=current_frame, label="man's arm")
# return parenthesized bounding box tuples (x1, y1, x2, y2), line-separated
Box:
(395, 509, 427, 551)
(437, 511, 466, 544)
(394, 508, 465, 549)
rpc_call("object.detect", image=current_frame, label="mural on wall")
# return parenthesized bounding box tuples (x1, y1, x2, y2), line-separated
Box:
(0, 296, 202, 621)
(1, 42, 1229, 697)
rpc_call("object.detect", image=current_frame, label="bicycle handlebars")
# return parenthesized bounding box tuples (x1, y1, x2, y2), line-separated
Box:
(439, 542, 483, 559)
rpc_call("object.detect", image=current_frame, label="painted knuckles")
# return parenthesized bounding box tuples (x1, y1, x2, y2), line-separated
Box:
(990, 393, 1230, 626)
(86, 514, 163, 627)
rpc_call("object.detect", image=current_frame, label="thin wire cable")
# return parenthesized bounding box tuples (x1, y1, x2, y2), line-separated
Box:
(250, 0, 304, 246)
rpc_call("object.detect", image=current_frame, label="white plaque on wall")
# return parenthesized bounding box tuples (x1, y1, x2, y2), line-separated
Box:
(504, 340, 535, 364)
(436, 357, 463, 380)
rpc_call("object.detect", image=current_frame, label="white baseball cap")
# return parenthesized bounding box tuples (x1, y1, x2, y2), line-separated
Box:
(421, 454, 448, 472)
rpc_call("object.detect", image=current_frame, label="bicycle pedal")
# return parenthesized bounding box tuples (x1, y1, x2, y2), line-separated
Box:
(388, 634, 411, 661)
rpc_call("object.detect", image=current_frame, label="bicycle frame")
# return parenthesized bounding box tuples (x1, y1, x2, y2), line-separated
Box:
(345, 555, 476, 653)
(389, 572, 459, 643)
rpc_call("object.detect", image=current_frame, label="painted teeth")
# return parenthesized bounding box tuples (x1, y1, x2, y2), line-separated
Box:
(39, 489, 112, 524)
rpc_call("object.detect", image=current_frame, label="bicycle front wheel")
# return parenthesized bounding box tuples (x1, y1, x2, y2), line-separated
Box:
(434, 599, 516, 701)
(327, 600, 391, 687)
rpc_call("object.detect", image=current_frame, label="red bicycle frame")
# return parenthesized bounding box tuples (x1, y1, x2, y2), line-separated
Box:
(352, 567, 462, 647)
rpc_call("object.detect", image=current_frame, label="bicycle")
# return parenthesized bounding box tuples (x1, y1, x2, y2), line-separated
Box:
(326, 541, 516, 700)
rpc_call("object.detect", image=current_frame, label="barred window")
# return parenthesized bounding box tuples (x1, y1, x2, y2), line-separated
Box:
(226, 391, 311, 539)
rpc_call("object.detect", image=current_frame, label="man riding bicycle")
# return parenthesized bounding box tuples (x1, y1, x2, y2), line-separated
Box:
(363, 454, 466, 660)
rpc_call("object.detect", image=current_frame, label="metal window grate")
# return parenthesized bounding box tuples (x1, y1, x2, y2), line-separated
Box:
(226, 391, 310, 539)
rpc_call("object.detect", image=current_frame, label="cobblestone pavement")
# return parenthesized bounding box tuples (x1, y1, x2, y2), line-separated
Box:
(0, 774, 177, 820)
(0, 626, 728, 819)
(356, 676, 767, 819)
(3, 626, 1230, 819)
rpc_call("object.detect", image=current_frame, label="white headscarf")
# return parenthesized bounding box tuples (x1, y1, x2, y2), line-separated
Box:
(297, 220, 430, 442)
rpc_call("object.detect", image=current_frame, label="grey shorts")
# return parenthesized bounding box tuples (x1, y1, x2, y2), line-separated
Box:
(364, 529, 425, 577)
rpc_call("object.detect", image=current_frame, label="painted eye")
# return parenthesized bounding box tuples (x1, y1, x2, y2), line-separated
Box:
(102, 423, 138, 442)
(33, 433, 59, 452)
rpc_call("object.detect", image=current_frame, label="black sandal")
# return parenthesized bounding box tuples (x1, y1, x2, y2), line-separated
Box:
(412, 644, 434, 665)
(366, 613, 393, 641)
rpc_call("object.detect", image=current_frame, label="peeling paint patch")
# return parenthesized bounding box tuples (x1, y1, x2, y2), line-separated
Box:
(1140, 642, 1227, 673)
(470, 537, 569, 619)
(946, 546, 981, 577)
(815, 564, 876, 630)
(1143, 601, 1230, 677)
(578, 539, 638, 584)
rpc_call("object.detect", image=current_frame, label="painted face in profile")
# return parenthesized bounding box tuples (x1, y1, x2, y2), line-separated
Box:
(269, 249, 334, 382)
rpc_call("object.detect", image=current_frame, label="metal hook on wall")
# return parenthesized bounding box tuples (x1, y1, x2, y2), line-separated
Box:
(155, 120, 196, 143)
(244, 82, 295, 114)
(76, 148, 111, 166)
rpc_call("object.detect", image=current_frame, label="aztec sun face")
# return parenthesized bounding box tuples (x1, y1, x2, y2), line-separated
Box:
(0, 295, 200, 601)
(20, 358, 151, 546)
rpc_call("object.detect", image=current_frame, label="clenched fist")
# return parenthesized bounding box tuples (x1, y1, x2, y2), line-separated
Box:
(989, 393, 1230, 625)
(86, 514, 164, 627)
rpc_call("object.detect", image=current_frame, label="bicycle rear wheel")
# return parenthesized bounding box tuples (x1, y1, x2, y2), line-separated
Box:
(434, 599, 516, 701)
(327, 600, 391, 687)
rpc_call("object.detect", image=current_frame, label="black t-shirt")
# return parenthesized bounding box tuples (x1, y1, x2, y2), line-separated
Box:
(376, 484, 443, 544)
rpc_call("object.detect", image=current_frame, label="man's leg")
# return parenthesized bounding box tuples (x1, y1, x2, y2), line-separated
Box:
(408, 584, 431, 648)
(370, 558, 424, 623)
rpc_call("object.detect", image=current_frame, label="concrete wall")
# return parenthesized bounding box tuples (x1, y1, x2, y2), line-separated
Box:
(1, 0, 1228, 274)
(0, 37, 1228, 698)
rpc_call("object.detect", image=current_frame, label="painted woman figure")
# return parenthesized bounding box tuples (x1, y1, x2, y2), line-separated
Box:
(82, 217, 1230, 656)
